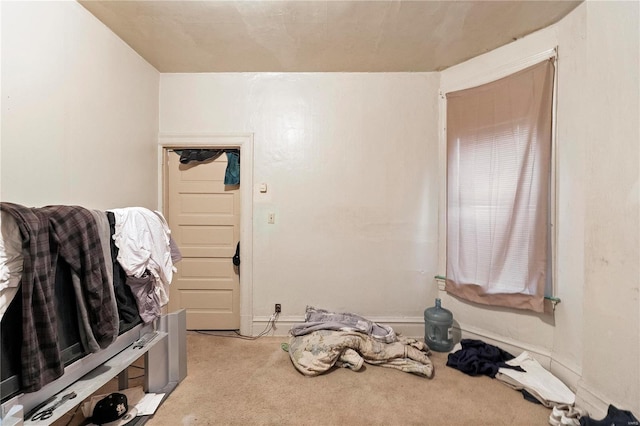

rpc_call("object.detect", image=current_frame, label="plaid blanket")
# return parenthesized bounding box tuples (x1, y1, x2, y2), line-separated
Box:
(0, 202, 63, 392)
(1, 203, 117, 392)
(43, 205, 117, 349)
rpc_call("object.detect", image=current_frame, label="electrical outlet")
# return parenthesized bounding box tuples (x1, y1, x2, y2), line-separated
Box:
(275, 303, 281, 313)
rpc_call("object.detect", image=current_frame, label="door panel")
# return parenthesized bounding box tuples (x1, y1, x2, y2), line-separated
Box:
(177, 225, 235, 258)
(179, 290, 234, 311)
(166, 151, 240, 330)
(180, 193, 235, 216)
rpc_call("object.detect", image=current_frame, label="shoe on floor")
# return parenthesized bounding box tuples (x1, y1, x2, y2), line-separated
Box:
(550, 405, 588, 426)
(550, 404, 572, 426)
(564, 406, 588, 426)
(561, 412, 580, 426)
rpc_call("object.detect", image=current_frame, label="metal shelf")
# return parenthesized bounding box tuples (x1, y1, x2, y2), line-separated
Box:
(23, 331, 167, 426)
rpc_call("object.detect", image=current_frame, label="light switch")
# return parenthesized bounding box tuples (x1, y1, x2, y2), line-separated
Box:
(259, 183, 268, 193)
(268, 213, 275, 224)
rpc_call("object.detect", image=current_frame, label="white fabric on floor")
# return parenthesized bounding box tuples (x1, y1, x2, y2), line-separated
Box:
(495, 351, 575, 407)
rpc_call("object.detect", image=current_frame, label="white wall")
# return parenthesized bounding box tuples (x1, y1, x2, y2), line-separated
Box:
(580, 0, 639, 415)
(160, 73, 441, 328)
(440, 1, 639, 415)
(1, 1, 159, 210)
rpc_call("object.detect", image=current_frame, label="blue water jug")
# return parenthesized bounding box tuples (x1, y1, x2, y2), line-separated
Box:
(424, 298, 454, 352)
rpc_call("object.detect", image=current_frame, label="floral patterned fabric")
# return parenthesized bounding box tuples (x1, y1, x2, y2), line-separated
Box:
(288, 329, 434, 378)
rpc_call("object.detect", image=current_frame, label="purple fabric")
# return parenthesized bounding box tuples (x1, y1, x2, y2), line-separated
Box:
(125, 272, 161, 324)
(169, 236, 182, 263)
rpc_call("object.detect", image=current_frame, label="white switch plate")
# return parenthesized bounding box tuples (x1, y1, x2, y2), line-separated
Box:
(268, 213, 275, 224)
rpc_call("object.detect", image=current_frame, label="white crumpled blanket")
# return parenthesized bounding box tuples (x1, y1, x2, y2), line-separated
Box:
(288, 329, 434, 378)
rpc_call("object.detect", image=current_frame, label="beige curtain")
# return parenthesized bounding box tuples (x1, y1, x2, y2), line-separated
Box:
(445, 59, 554, 313)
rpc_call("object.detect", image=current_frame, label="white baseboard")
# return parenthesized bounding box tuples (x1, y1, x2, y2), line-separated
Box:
(251, 315, 298, 337)
(456, 323, 552, 365)
(251, 315, 426, 338)
(549, 356, 582, 394)
(575, 379, 615, 419)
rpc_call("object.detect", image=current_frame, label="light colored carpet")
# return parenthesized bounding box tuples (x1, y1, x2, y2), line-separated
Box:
(145, 332, 551, 426)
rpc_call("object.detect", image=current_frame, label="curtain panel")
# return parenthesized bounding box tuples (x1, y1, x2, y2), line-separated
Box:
(445, 59, 555, 313)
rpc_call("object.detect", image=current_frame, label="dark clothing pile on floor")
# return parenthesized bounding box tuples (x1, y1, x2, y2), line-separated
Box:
(446, 338, 524, 378)
(579, 405, 639, 426)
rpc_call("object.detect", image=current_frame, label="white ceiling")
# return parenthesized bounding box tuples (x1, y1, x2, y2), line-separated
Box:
(78, 0, 582, 73)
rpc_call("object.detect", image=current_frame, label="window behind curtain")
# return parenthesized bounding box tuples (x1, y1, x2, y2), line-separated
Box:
(445, 59, 555, 313)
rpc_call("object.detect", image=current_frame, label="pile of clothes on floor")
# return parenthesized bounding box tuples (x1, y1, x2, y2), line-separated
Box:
(446, 339, 639, 426)
(286, 306, 434, 378)
(446, 339, 575, 407)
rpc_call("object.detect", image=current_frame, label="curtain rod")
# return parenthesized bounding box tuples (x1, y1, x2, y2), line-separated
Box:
(166, 148, 238, 152)
(433, 275, 561, 304)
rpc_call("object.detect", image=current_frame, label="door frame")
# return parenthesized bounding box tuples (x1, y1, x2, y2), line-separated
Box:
(158, 133, 254, 336)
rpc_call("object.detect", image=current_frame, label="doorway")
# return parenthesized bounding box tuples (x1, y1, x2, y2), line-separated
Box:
(159, 134, 253, 334)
